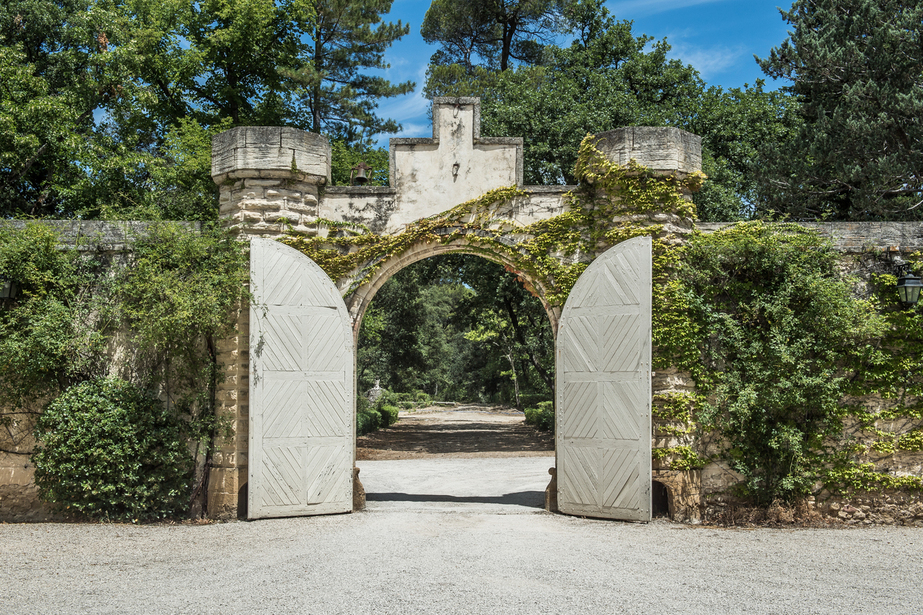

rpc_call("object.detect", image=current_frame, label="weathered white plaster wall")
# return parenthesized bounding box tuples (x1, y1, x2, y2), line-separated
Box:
(319, 97, 526, 233)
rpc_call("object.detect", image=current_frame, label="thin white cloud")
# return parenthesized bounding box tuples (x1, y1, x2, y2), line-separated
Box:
(607, 0, 727, 18)
(670, 43, 748, 79)
(375, 66, 432, 145)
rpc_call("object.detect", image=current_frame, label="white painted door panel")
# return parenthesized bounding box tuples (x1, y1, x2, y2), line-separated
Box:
(249, 238, 354, 519)
(556, 236, 652, 521)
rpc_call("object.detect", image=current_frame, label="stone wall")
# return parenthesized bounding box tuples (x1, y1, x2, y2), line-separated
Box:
(3, 97, 923, 524)
(0, 222, 201, 522)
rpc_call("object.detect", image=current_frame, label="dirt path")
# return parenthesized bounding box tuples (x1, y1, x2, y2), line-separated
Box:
(357, 404, 554, 460)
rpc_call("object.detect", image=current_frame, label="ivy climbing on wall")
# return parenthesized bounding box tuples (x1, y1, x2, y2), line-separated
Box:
(281, 135, 920, 508)
(282, 135, 704, 308)
(658, 222, 923, 504)
(0, 222, 249, 520)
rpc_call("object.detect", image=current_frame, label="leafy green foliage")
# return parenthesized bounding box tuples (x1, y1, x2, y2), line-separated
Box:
(0, 0, 412, 219)
(357, 408, 381, 436)
(378, 405, 400, 427)
(0, 42, 86, 217)
(0, 222, 247, 517)
(756, 0, 923, 220)
(32, 378, 192, 521)
(0, 223, 109, 410)
(330, 140, 389, 186)
(424, 0, 794, 219)
(524, 400, 554, 433)
(422, 0, 566, 71)
(848, 257, 923, 415)
(665, 222, 883, 504)
(285, 0, 414, 137)
(356, 254, 554, 406)
(112, 221, 248, 424)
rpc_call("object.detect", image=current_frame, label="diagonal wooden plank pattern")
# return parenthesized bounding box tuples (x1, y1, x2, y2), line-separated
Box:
(556, 236, 652, 522)
(249, 239, 355, 519)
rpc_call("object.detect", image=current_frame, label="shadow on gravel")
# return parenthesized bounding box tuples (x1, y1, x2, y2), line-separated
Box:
(366, 490, 545, 508)
(359, 419, 554, 456)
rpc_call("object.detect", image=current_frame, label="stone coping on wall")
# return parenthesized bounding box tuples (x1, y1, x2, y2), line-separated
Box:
(323, 184, 574, 197)
(696, 221, 923, 253)
(0, 220, 201, 252)
(7, 219, 922, 254)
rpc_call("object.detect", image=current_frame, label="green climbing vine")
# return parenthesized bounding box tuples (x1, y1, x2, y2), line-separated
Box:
(0, 221, 248, 520)
(820, 250, 923, 496)
(283, 135, 704, 307)
(283, 135, 923, 507)
(657, 222, 923, 504)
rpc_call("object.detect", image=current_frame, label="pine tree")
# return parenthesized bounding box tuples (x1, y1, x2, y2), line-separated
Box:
(288, 0, 414, 137)
(421, 0, 567, 71)
(756, 0, 923, 220)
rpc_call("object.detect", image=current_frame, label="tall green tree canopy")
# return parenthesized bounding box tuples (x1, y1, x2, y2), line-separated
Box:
(286, 0, 414, 137)
(756, 0, 923, 221)
(0, 0, 135, 217)
(422, 0, 567, 71)
(1, 0, 414, 219)
(425, 0, 797, 220)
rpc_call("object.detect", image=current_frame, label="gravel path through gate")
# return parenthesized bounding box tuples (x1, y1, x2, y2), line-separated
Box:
(1, 510, 921, 614)
(2, 408, 921, 614)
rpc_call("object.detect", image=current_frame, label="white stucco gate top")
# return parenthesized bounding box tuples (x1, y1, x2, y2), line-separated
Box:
(210, 97, 699, 521)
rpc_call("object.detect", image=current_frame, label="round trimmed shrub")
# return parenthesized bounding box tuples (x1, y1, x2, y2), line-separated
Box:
(357, 408, 381, 436)
(379, 404, 400, 427)
(32, 378, 193, 521)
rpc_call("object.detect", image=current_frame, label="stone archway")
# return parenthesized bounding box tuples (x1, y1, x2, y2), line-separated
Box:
(343, 239, 561, 338)
(210, 97, 699, 520)
(245, 235, 651, 521)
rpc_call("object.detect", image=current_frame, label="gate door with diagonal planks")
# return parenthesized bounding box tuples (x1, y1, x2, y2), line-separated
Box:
(248, 238, 354, 519)
(556, 236, 652, 521)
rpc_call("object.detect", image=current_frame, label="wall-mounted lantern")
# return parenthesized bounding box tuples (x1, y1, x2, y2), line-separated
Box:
(350, 162, 370, 186)
(895, 264, 922, 307)
(0, 275, 17, 300)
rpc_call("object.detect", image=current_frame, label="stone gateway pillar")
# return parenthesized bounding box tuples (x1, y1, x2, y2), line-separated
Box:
(209, 127, 331, 518)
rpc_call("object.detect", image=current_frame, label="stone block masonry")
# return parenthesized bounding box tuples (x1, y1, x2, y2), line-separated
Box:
(3, 98, 922, 523)
(212, 127, 331, 239)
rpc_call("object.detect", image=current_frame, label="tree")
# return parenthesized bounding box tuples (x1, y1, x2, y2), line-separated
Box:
(422, 0, 567, 71)
(0, 43, 85, 217)
(286, 0, 414, 137)
(0, 0, 133, 217)
(83, 0, 318, 220)
(356, 254, 554, 405)
(755, 0, 923, 220)
(425, 0, 796, 220)
(685, 83, 800, 222)
(129, 0, 316, 130)
(431, 2, 701, 185)
(0, 0, 318, 219)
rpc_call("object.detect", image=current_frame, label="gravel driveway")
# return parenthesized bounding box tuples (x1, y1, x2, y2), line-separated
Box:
(2, 455, 922, 615)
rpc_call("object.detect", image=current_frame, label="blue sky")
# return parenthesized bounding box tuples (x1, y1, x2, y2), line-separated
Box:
(372, 0, 795, 143)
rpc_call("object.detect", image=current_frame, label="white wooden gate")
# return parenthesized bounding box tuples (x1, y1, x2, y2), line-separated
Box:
(556, 236, 652, 521)
(248, 238, 354, 519)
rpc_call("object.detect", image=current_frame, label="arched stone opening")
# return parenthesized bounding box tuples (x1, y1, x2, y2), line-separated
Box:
(352, 248, 557, 406)
(352, 250, 558, 510)
(344, 238, 561, 340)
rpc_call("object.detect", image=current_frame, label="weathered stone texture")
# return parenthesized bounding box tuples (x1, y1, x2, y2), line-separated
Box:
(697, 221, 923, 253)
(594, 127, 702, 175)
(818, 492, 923, 526)
(211, 303, 250, 519)
(212, 126, 331, 182)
